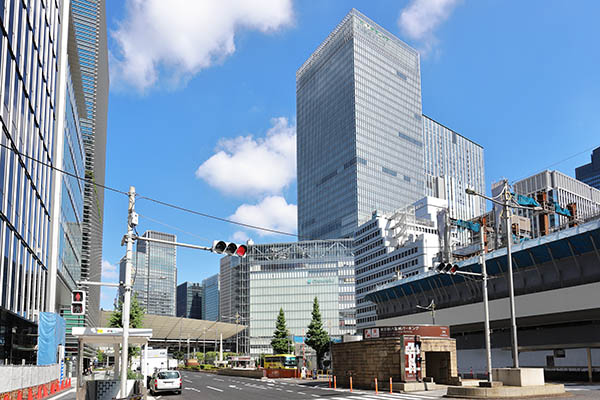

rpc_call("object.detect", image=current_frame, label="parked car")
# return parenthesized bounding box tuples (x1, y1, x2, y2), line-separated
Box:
(149, 370, 182, 395)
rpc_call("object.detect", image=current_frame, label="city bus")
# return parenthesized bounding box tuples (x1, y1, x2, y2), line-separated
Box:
(264, 354, 298, 369)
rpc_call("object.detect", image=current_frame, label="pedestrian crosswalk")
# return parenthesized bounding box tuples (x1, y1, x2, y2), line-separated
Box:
(308, 390, 440, 400)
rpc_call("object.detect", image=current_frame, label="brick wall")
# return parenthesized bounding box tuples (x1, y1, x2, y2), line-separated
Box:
(332, 337, 458, 388)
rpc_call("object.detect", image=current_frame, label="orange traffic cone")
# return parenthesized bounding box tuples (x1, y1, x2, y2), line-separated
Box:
(17, 390, 23, 400)
(28, 388, 33, 400)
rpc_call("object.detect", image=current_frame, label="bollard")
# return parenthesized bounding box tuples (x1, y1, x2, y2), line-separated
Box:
(334, 376, 337, 389)
(375, 377, 378, 394)
(350, 376, 353, 392)
(328, 374, 331, 388)
(390, 377, 393, 393)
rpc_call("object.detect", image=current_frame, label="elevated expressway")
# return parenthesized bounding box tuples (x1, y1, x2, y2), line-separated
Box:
(366, 218, 600, 373)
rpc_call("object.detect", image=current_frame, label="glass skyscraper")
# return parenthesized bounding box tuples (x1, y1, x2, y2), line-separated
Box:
(120, 231, 177, 316)
(176, 281, 203, 319)
(202, 273, 219, 321)
(0, 0, 102, 363)
(576, 146, 600, 190)
(71, 0, 108, 329)
(297, 9, 424, 240)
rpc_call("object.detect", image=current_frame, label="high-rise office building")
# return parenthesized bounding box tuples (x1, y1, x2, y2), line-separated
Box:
(71, 0, 109, 328)
(176, 282, 203, 319)
(245, 240, 355, 357)
(576, 146, 600, 190)
(120, 231, 177, 316)
(202, 273, 219, 321)
(423, 116, 485, 221)
(219, 256, 241, 323)
(0, 0, 101, 363)
(297, 9, 424, 240)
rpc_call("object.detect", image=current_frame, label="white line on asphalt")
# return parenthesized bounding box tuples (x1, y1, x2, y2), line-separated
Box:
(184, 387, 201, 393)
(183, 379, 192, 383)
(206, 386, 223, 392)
(48, 389, 75, 400)
(311, 395, 320, 398)
(286, 389, 294, 392)
(297, 392, 305, 395)
(213, 378, 224, 381)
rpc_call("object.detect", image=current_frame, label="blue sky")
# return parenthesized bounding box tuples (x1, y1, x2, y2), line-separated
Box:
(99, 0, 600, 308)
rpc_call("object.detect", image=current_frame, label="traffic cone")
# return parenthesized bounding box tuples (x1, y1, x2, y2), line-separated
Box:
(28, 388, 33, 400)
(43, 384, 47, 398)
(17, 390, 23, 400)
(36, 386, 42, 399)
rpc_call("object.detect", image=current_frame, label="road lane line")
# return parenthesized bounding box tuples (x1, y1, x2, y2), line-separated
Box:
(213, 378, 224, 381)
(206, 386, 223, 392)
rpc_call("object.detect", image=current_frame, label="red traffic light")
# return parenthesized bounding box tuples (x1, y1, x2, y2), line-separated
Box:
(72, 290, 85, 302)
(211, 240, 248, 257)
(235, 245, 247, 257)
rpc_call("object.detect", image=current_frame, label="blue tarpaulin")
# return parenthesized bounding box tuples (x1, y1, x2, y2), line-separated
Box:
(554, 202, 571, 217)
(515, 194, 541, 208)
(454, 219, 480, 232)
(37, 312, 66, 365)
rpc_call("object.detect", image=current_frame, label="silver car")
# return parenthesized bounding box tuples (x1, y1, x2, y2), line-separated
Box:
(149, 370, 182, 395)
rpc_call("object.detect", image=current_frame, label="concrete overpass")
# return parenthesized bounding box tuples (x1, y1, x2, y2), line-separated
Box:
(366, 218, 600, 379)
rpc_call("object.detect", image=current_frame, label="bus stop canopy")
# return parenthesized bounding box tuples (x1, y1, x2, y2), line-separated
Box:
(100, 311, 245, 341)
(71, 327, 152, 344)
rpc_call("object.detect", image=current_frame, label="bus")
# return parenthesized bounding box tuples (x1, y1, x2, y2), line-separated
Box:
(264, 354, 297, 369)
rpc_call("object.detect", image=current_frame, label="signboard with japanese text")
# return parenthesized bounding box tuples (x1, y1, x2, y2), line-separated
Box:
(403, 336, 421, 381)
(363, 325, 449, 339)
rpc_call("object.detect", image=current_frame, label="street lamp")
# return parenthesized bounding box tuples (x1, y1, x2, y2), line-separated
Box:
(466, 181, 541, 369)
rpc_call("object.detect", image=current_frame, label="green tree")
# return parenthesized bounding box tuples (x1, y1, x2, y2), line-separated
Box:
(97, 349, 105, 364)
(271, 308, 292, 354)
(109, 294, 145, 366)
(305, 297, 330, 369)
(109, 294, 145, 328)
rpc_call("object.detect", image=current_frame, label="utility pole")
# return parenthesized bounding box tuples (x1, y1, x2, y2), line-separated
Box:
(480, 233, 493, 382)
(120, 186, 137, 396)
(502, 180, 519, 368)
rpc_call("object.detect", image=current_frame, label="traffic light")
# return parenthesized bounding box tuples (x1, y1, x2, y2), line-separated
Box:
(435, 262, 459, 274)
(71, 290, 86, 315)
(211, 240, 248, 257)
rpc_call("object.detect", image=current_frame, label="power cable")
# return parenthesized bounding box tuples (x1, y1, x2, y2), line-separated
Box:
(510, 143, 599, 184)
(136, 195, 299, 238)
(137, 212, 212, 242)
(0, 141, 129, 196)
(0, 141, 300, 237)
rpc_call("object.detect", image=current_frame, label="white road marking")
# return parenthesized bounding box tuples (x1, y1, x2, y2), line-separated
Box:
(183, 379, 192, 383)
(213, 378, 224, 381)
(311, 395, 320, 398)
(184, 387, 201, 393)
(46, 389, 75, 400)
(206, 385, 223, 392)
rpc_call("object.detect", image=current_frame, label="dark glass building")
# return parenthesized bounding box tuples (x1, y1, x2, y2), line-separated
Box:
(176, 281, 203, 319)
(576, 146, 600, 190)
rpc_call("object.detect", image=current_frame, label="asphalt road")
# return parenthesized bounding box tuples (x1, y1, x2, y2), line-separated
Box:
(145, 373, 600, 400)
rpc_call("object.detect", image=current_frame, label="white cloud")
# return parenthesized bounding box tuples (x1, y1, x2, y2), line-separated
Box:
(229, 196, 297, 237)
(111, 0, 294, 91)
(398, 0, 460, 54)
(232, 231, 250, 243)
(196, 117, 296, 197)
(102, 259, 119, 281)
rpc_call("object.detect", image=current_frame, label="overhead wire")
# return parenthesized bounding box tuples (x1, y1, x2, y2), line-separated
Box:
(0, 141, 300, 238)
(509, 143, 599, 184)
